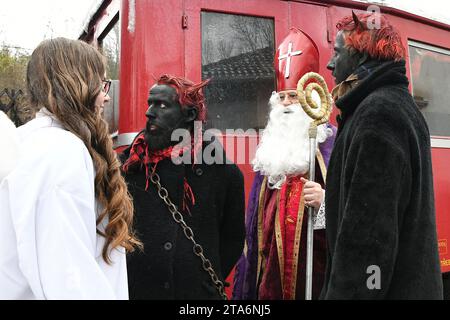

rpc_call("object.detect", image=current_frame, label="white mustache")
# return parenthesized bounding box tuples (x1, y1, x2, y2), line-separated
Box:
(282, 106, 297, 114)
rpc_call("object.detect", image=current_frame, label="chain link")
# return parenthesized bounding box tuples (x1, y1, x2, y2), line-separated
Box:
(149, 166, 228, 300)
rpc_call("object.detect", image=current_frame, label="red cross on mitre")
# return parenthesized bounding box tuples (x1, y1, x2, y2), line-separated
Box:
(275, 28, 320, 91)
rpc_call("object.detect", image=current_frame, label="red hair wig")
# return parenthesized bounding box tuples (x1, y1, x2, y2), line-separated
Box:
(336, 12, 406, 61)
(156, 74, 210, 122)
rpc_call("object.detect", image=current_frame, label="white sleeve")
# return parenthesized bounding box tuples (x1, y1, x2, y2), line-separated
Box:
(30, 185, 117, 299)
(313, 189, 326, 230)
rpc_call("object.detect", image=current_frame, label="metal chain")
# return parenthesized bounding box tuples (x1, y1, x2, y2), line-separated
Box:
(149, 166, 228, 300)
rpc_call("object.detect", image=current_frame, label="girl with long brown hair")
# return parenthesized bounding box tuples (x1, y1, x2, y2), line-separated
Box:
(0, 38, 140, 299)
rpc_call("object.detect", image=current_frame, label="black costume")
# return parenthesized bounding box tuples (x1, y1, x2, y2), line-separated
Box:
(121, 139, 245, 299)
(321, 60, 443, 299)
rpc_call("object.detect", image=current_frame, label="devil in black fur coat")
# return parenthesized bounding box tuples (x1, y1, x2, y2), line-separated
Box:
(320, 12, 443, 299)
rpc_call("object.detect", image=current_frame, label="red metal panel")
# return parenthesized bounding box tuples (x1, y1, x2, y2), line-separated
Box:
(432, 148, 450, 272)
(119, 0, 185, 135)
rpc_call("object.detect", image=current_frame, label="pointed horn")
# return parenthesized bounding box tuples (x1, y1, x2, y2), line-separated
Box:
(352, 11, 364, 30)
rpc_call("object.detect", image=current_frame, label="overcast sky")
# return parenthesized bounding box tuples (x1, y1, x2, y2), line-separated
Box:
(358, 0, 450, 24)
(0, 0, 449, 54)
(0, 0, 100, 53)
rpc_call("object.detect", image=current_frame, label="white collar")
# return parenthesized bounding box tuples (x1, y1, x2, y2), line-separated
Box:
(17, 108, 65, 140)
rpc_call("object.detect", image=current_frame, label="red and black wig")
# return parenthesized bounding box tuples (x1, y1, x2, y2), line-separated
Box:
(336, 12, 406, 61)
(156, 74, 211, 122)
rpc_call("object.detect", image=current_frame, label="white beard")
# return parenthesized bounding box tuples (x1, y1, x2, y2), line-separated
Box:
(253, 92, 332, 189)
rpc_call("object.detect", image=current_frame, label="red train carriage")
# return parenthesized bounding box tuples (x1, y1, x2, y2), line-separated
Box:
(80, 0, 450, 297)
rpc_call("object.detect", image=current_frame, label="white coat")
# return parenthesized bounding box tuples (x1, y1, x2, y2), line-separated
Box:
(0, 110, 128, 300)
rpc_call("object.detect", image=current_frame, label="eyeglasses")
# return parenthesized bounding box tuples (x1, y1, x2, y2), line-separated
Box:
(102, 79, 112, 96)
(278, 91, 299, 102)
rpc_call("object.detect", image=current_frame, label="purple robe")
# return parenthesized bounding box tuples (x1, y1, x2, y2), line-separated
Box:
(232, 124, 336, 300)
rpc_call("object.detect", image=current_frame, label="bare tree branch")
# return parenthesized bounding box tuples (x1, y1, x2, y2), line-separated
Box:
(217, 40, 235, 60)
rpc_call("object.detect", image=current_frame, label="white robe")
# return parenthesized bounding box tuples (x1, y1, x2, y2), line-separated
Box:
(0, 111, 128, 300)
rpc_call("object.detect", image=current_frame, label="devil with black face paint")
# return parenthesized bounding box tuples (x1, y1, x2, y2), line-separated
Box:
(121, 74, 245, 300)
(321, 12, 443, 299)
(144, 84, 196, 151)
(327, 30, 369, 85)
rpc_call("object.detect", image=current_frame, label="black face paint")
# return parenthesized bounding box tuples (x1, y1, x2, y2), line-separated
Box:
(327, 31, 363, 85)
(144, 85, 191, 151)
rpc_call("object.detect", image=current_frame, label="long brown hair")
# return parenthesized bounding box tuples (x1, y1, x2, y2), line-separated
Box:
(26, 38, 141, 263)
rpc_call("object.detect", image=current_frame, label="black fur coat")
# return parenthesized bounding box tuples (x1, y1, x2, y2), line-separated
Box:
(321, 60, 443, 299)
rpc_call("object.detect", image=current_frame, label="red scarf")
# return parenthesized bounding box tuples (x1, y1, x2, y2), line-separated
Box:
(123, 131, 202, 214)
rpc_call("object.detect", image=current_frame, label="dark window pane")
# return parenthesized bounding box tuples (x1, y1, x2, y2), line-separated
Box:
(201, 12, 275, 131)
(409, 42, 450, 137)
(101, 22, 120, 135)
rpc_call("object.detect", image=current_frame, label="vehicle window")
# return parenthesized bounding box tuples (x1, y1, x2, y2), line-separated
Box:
(201, 12, 275, 131)
(409, 41, 450, 137)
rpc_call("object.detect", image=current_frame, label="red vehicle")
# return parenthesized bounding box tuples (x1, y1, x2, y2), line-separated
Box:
(81, 0, 450, 297)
